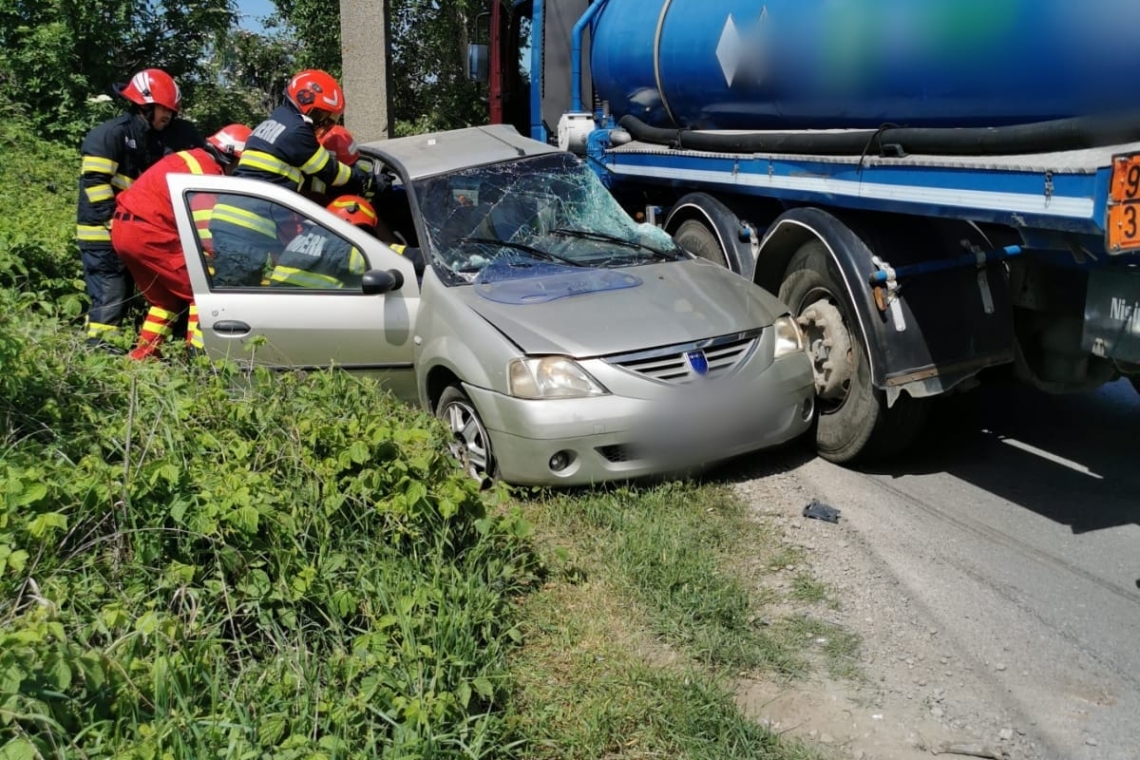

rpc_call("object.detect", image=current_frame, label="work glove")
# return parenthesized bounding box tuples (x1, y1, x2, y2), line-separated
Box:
(353, 164, 394, 201)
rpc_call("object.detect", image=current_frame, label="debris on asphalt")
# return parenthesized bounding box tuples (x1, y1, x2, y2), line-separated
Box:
(802, 500, 842, 523)
(928, 742, 1008, 759)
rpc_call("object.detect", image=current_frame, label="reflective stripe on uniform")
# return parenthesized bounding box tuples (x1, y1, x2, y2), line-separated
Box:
(300, 146, 332, 175)
(77, 224, 112, 243)
(210, 203, 278, 239)
(332, 161, 351, 187)
(85, 183, 115, 203)
(188, 303, 204, 348)
(311, 178, 327, 195)
(179, 151, 205, 174)
(142, 307, 179, 336)
(81, 156, 117, 175)
(268, 266, 345, 288)
(193, 208, 214, 240)
(240, 150, 303, 188)
(85, 319, 117, 338)
(111, 173, 134, 191)
(346, 248, 366, 275)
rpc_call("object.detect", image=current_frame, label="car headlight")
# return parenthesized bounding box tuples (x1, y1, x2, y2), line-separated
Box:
(508, 356, 609, 399)
(773, 315, 807, 359)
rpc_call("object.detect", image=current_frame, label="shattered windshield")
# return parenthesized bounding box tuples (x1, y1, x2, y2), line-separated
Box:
(414, 152, 687, 284)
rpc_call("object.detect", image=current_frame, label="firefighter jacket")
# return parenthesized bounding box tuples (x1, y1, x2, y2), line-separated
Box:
(115, 148, 223, 249)
(76, 113, 204, 247)
(268, 222, 367, 288)
(210, 102, 371, 259)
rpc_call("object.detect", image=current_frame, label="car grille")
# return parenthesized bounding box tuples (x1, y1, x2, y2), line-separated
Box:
(603, 329, 762, 384)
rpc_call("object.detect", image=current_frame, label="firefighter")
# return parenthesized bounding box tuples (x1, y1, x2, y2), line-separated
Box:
(209, 69, 385, 287)
(268, 195, 424, 287)
(110, 124, 252, 361)
(305, 124, 400, 243)
(76, 68, 206, 351)
(267, 195, 376, 288)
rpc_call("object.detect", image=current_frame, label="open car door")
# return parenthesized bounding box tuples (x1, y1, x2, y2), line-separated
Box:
(167, 173, 420, 398)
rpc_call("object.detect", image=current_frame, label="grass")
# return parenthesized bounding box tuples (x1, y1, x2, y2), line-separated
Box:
(502, 479, 864, 758)
(791, 573, 831, 605)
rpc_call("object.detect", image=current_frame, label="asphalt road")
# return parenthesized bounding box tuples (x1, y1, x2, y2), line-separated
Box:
(781, 377, 1140, 760)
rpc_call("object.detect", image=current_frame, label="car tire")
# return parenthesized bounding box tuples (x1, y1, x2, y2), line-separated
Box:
(436, 384, 498, 487)
(674, 219, 730, 269)
(778, 240, 927, 465)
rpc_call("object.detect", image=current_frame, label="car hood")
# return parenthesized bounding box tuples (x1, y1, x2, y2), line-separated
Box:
(455, 259, 788, 357)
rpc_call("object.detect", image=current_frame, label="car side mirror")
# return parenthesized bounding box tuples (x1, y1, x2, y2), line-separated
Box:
(362, 268, 405, 294)
(467, 43, 489, 84)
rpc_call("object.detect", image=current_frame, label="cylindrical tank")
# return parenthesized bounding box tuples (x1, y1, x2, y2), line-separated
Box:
(588, 0, 1140, 130)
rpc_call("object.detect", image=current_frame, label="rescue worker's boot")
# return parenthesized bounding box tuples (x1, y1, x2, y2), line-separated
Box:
(128, 305, 177, 361)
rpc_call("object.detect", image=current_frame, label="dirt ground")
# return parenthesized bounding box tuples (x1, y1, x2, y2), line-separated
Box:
(729, 460, 1050, 760)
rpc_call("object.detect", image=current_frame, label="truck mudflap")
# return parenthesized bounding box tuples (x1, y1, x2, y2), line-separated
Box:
(756, 207, 1016, 403)
(1081, 267, 1140, 364)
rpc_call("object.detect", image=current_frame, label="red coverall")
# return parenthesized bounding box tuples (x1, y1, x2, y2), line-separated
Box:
(110, 148, 221, 359)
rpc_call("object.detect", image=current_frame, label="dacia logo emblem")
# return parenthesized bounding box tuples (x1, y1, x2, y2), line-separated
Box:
(685, 349, 709, 377)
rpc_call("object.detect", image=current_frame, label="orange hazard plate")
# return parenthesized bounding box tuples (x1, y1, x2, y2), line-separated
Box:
(1110, 153, 1140, 203)
(1107, 202, 1140, 252)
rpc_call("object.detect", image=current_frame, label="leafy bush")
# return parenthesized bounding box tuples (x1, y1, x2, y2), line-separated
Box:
(0, 117, 85, 317)
(0, 306, 542, 758)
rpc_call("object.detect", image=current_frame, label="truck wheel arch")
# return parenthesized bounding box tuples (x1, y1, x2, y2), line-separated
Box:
(755, 209, 882, 387)
(663, 192, 757, 279)
(756, 206, 1017, 402)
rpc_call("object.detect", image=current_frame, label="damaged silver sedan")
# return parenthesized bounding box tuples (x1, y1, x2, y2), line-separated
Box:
(168, 124, 816, 486)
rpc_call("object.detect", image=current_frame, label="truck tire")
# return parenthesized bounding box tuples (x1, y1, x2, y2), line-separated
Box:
(674, 219, 730, 269)
(778, 240, 927, 464)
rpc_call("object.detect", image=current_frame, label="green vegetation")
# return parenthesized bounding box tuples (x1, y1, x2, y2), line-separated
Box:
(505, 482, 858, 758)
(1, 113, 541, 757)
(0, 114, 855, 758)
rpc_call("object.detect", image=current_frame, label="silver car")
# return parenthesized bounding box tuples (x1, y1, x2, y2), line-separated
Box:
(168, 124, 816, 486)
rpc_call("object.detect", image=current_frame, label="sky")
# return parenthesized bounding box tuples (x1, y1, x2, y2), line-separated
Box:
(236, 0, 276, 33)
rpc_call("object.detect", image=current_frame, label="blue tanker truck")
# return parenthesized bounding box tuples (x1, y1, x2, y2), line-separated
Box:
(468, 0, 1140, 464)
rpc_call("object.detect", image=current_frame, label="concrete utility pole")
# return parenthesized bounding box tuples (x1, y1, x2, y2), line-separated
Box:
(339, 0, 393, 142)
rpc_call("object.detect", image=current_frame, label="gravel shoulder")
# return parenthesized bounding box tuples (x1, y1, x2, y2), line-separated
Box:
(726, 451, 1061, 760)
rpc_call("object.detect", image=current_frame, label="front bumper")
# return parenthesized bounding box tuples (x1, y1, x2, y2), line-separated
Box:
(466, 354, 815, 487)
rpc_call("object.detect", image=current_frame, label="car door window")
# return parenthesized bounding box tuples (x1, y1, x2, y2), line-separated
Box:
(189, 190, 369, 291)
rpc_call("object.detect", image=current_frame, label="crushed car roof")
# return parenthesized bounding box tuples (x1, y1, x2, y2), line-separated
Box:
(359, 124, 563, 180)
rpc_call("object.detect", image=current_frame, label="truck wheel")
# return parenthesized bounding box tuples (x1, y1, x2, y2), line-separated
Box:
(436, 385, 497, 487)
(778, 240, 927, 464)
(674, 219, 730, 270)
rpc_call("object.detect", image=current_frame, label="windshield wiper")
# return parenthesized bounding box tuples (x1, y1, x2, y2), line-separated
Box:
(457, 236, 586, 267)
(550, 227, 682, 260)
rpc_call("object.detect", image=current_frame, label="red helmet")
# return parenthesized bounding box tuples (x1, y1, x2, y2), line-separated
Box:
(320, 125, 359, 166)
(207, 123, 252, 165)
(286, 69, 346, 119)
(328, 195, 378, 230)
(120, 68, 181, 112)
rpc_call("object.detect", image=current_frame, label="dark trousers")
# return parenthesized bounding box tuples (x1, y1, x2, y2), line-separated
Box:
(80, 242, 135, 335)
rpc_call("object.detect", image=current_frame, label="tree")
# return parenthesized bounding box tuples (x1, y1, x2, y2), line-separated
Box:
(185, 29, 297, 134)
(0, 0, 236, 142)
(271, 0, 484, 134)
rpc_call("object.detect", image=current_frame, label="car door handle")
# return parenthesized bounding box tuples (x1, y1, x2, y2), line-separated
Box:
(213, 320, 251, 336)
